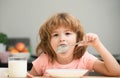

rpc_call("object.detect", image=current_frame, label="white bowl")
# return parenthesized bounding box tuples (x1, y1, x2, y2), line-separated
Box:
(46, 69, 88, 78)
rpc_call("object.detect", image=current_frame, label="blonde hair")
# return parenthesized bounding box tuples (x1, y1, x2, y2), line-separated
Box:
(36, 12, 87, 62)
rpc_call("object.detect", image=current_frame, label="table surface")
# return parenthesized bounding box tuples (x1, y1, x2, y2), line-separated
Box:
(31, 76, 120, 78)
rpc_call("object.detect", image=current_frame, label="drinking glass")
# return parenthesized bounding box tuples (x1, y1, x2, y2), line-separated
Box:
(8, 56, 27, 78)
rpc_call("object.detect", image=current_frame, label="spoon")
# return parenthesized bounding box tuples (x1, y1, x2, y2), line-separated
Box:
(56, 41, 84, 53)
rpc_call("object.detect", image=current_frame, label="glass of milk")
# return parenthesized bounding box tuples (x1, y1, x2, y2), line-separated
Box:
(8, 56, 27, 78)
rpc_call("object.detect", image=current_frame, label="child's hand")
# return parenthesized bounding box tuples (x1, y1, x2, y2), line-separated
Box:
(26, 73, 33, 78)
(80, 33, 100, 47)
(43, 72, 53, 78)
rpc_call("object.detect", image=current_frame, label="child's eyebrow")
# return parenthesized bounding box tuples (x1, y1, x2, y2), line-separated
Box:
(65, 29, 74, 32)
(52, 29, 71, 33)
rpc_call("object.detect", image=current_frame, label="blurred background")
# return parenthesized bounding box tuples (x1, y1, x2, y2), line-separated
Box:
(0, 0, 120, 57)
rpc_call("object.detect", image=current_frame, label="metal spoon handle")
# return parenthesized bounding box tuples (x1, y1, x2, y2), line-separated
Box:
(72, 41, 83, 46)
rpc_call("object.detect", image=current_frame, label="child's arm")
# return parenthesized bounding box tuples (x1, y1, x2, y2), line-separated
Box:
(84, 33, 120, 76)
(27, 67, 39, 77)
(27, 67, 52, 78)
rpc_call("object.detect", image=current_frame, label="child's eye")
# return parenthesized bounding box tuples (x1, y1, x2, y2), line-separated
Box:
(65, 32, 71, 35)
(52, 34, 59, 37)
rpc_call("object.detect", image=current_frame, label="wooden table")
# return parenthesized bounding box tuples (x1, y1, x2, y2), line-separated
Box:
(82, 76, 119, 78)
(32, 76, 119, 78)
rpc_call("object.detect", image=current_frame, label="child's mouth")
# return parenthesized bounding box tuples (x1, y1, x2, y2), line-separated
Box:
(56, 44, 69, 53)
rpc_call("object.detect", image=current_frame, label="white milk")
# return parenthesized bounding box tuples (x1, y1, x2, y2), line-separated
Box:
(8, 57, 27, 77)
(0, 68, 8, 78)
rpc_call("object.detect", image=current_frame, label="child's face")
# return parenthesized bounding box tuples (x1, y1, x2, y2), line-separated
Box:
(50, 26, 77, 54)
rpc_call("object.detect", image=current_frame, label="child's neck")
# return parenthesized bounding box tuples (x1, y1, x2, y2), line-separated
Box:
(56, 54, 73, 64)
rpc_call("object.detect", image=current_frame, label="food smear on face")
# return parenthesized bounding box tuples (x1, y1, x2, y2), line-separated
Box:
(56, 44, 69, 53)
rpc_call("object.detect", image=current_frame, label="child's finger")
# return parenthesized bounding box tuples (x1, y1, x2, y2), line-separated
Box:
(27, 73, 34, 78)
(43, 73, 53, 78)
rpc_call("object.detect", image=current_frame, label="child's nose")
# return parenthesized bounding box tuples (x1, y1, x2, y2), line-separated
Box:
(59, 35, 66, 42)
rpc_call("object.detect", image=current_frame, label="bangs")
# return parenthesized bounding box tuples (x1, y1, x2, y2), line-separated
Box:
(46, 13, 80, 34)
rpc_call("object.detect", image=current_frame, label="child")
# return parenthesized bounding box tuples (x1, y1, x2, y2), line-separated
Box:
(27, 12, 120, 77)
